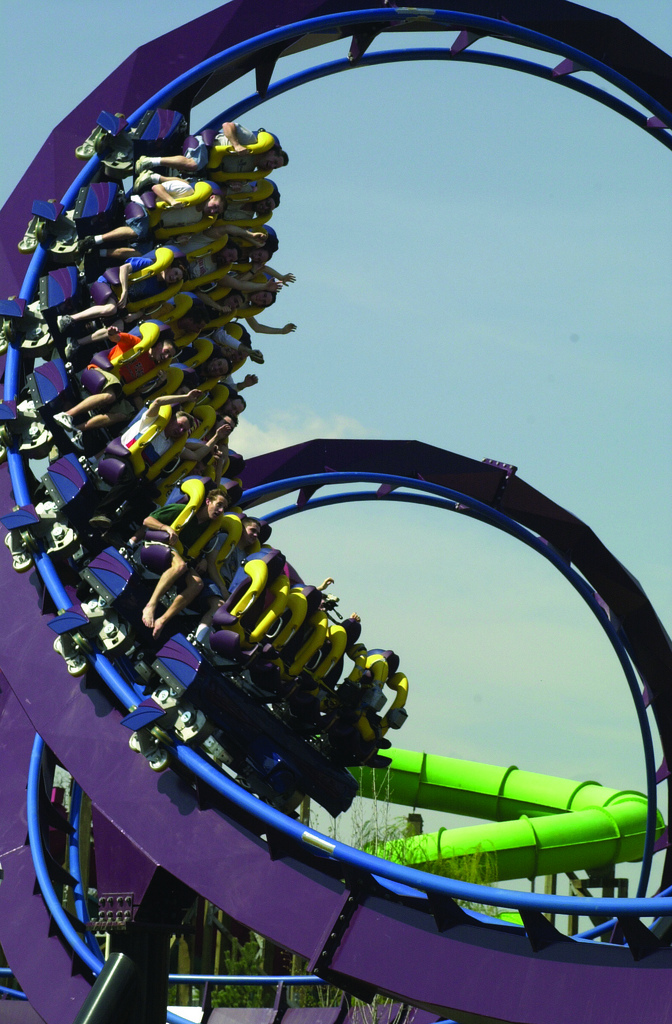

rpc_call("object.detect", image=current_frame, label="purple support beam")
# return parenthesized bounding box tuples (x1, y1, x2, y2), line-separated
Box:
(0, 1007, 47, 1023)
(450, 30, 485, 55)
(0, 684, 94, 1024)
(3, 452, 672, 1023)
(552, 57, 586, 76)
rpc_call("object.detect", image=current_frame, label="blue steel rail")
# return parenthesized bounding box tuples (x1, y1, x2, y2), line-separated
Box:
(245, 471, 660, 900)
(215, 49, 672, 155)
(26, 470, 666, 920)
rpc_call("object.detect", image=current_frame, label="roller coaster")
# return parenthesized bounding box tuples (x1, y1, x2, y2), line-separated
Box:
(0, 3, 671, 1023)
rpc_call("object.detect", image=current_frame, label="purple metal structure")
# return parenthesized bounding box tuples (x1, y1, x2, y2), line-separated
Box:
(1, 3, 671, 1024)
(3, 445, 672, 1024)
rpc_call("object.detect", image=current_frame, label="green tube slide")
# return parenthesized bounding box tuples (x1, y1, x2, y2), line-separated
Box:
(354, 748, 665, 881)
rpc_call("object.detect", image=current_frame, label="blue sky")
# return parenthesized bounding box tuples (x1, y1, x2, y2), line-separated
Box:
(1, 2, 671, 885)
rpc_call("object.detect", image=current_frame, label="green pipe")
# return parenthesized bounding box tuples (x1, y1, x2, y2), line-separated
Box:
(354, 749, 664, 882)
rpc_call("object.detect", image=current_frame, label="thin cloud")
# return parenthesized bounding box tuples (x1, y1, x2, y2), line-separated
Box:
(233, 409, 375, 457)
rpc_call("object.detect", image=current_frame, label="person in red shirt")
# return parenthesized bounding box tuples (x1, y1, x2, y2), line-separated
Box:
(106, 328, 177, 383)
(53, 326, 177, 440)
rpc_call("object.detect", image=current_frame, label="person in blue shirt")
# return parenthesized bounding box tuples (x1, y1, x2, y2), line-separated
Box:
(57, 255, 187, 330)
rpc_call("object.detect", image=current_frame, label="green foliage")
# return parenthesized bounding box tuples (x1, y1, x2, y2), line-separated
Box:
(349, 993, 410, 1024)
(353, 769, 499, 917)
(289, 956, 342, 1007)
(211, 937, 265, 1008)
(356, 813, 412, 857)
(420, 842, 499, 915)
